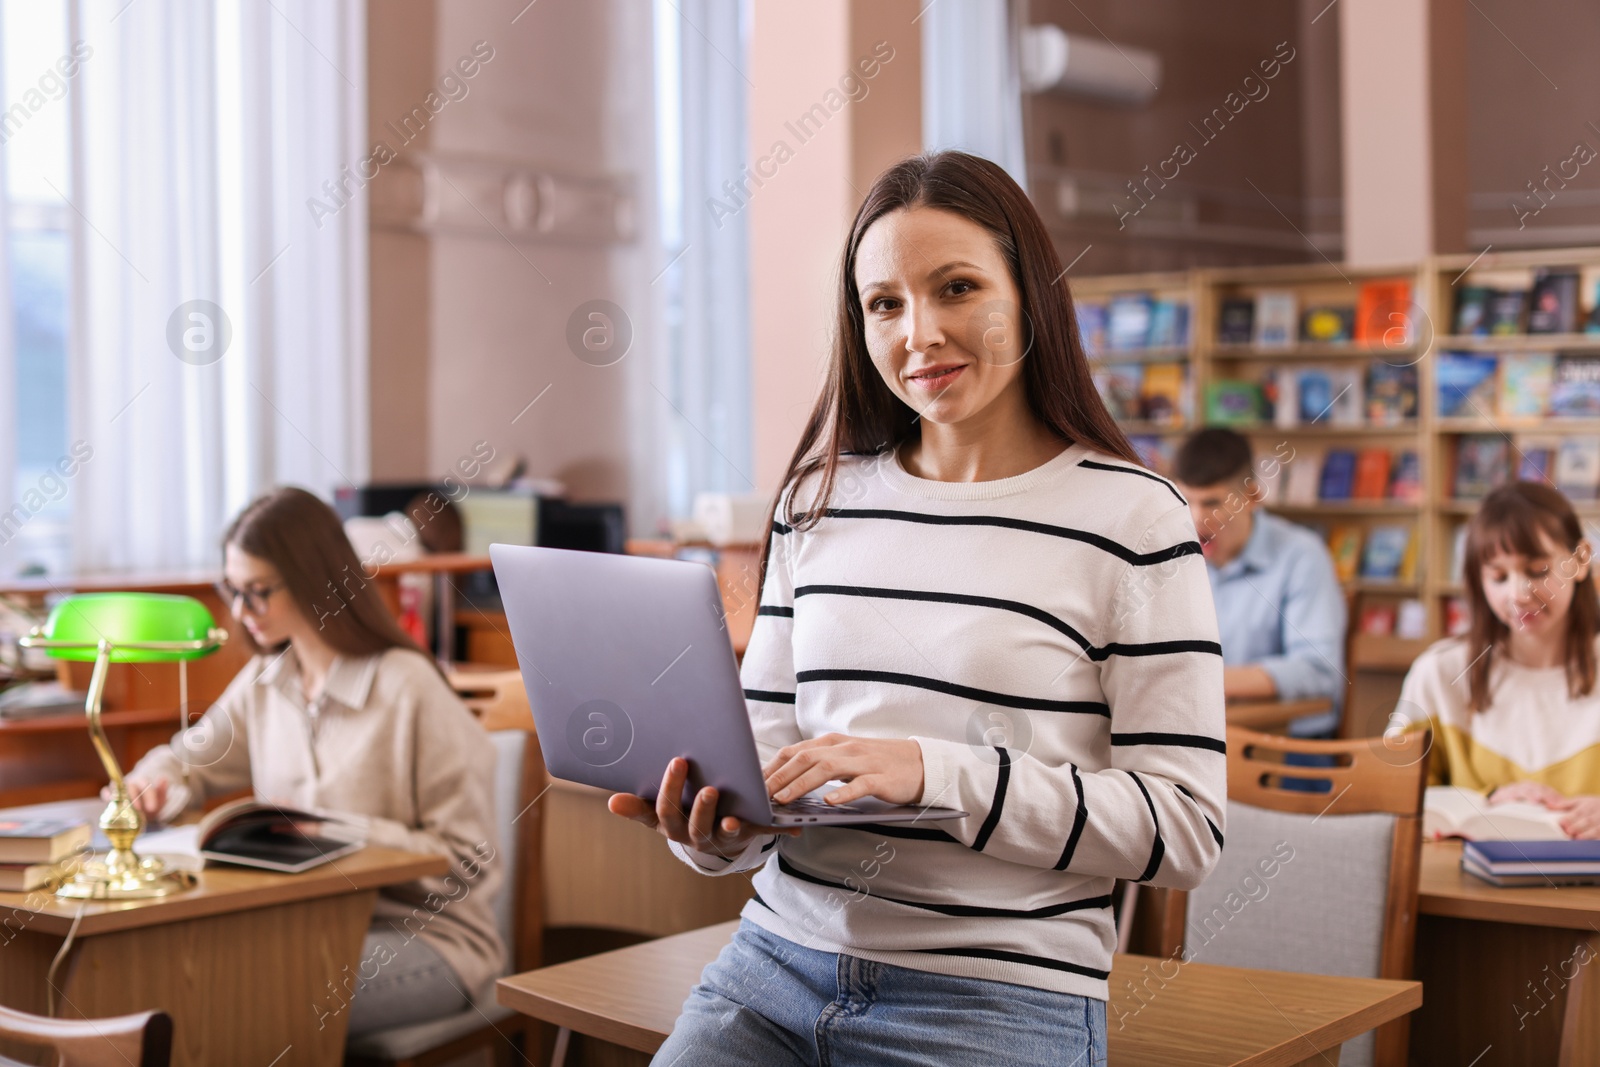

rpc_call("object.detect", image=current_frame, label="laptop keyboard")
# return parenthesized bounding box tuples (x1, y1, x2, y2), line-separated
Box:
(775, 796, 867, 815)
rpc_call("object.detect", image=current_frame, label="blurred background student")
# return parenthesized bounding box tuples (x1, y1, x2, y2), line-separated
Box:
(1173, 427, 1346, 737)
(1396, 481, 1600, 838)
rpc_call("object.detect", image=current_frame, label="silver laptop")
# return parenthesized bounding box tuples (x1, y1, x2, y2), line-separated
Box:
(489, 544, 966, 827)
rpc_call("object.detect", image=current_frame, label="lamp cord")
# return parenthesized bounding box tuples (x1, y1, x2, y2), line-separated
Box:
(45, 903, 87, 1018)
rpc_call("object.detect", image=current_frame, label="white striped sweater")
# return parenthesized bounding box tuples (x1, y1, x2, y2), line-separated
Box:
(670, 443, 1227, 1000)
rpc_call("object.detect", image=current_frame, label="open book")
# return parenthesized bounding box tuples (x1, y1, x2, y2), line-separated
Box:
(139, 798, 366, 874)
(1423, 785, 1569, 842)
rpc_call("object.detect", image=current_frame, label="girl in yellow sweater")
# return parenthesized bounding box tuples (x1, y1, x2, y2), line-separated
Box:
(1397, 481, 1600, 837)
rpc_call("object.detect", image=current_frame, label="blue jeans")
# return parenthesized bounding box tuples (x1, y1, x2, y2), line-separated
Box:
(651, 919, 1107, 1066)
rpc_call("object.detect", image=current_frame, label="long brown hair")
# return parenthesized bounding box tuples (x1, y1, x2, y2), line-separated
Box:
(224, 486, 424, 660)
(1462, 482, 1600, 711)
(758, 150, 1139, 583)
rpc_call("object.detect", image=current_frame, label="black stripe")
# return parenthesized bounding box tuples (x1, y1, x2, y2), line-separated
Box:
(760, 838, 777, 853)
(751, 890, 775, 912)
(1078, 458, 1187, 505)
(1095, 639, 1223, 660)
(793, 585, 1220, 662)
(829, 822, 961, 843)
(1129, 771, 1165, 883)
(795, 669, 1109, 717)
(972, 748, 1009, 852)
(757, 605, 794, 618)
(821, 508, 1201, 567)
(1054, 764, 1089, 871)
(775, 856, 1110, 920)
(743, 688, 796, 704)
(771, 521, 793, 535)
(1111, 732, 1227, 754)
(1174, 782, 1224, 848)
(911, 945, 1110, 982)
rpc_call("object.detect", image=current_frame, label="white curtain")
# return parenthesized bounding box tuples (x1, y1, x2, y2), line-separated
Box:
(650, 0, 753, 520)
(66, 0, 367, 571)
(922, 0, 1028, 185)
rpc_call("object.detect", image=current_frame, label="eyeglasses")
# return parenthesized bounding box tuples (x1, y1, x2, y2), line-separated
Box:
(214, 580, 284, 615)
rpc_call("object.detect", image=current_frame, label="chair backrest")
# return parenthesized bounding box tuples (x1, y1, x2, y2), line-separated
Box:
(448, 668, 546, 978)
(1169, 725, 1429, 1067)
(0, 1005, 171, 1067)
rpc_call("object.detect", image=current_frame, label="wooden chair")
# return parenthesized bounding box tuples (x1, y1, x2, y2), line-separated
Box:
(1148, 725, 1430, 1067)
(345, 668, 546, 1067)
(0, 1005, 172, 1067)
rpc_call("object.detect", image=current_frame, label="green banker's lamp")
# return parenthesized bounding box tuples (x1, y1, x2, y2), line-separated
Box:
(20, 592, 227, 899)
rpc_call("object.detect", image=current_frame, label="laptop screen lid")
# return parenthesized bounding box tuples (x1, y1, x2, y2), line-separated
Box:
(489, 543, 776, 826)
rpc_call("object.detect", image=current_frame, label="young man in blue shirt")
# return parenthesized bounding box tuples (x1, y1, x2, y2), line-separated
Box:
(1173, 428, 1347, 737)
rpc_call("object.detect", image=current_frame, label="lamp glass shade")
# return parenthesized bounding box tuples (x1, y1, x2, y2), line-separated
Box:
(35, 592, 222, 662)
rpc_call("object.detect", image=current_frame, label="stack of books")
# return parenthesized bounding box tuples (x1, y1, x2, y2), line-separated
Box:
(0, 815, 91, 891)
(1462, 840, 1600, 888)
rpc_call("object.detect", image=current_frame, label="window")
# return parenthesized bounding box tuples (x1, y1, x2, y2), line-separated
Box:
(1, 0, 72, 577)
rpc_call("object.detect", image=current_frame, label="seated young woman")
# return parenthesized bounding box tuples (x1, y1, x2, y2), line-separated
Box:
(1397, 480, 1600, 838)
(115, 486, 505, 1035)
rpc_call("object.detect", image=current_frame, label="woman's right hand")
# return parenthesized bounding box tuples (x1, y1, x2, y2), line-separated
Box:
(102, 776, 169, 822)
(1488, 781, 1565, 808)
(608, 757, 800, 859)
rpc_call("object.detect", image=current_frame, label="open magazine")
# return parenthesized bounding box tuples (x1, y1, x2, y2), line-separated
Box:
(140, 798, 366, 874)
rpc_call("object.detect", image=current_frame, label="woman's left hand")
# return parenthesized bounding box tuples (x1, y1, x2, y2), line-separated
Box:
(764, 734, 925, 807)
(1547, 794, 1600, 839)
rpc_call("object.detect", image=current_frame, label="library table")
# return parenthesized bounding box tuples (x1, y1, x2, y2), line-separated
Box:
(499, 918, 1421, 1066)
(0, 800, 447, 1067)
(1412, 839, 1600, 1066)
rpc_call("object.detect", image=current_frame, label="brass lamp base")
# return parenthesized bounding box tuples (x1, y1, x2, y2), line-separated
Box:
(54, 848, 195, 900)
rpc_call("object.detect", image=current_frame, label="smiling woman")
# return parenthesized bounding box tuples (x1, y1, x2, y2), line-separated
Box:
(620, 151, 1229, 1066)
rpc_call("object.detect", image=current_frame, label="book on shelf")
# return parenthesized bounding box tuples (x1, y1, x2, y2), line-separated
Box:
(1424, 785, 1570, 842)
(1217, 297, 1255, 344)
(1318, 449, 1357, 500)
(1453, 286, 1494, 336)
(1487, 290, 1528, 336)
(1449, 525, 1469, 586)
(1365, 363, 1418, 425)
(1146, 299, 1190, 348)
(0, 816, 91, 865)
(1453, 434, 1512, 499)
(1358, 602, 1397, 635)
(1352, 448, 1393, 500)
(1514, 434, 1561, 483)
(1139, 362, 1185, 425)
(1550, 354, 1600, 417)
(1284, 447, 1324, 505)
(1437, 352, 1499, 418)
(1297, 369, 1332, 423)
(1590, 279, 1600, 334)
(1128, 435, 1173, 475)
(1108, 292, 1154, 351)
(1204, 380, 1265, 425)
(1445, 594, 1469, 636)
(1264, 368, 1295, 429)
(1326, 525, 1364, 583)
(1397, 598, 1427, 638)
(1353, 278, 1413, 345)
(1388, 450, 1422, 503)
(1252, 289, 1298, 348)
(1300, 305, 1354, 344)
(1324, 366, 1365, 426)
(1528, 268, 1581, 335)
(1555, 436, 1600, 501)
(1093, 363, 1143, 420)
(1359, 524, 1412, 582)
(1076, 303, 1108, 353)
(1497, 352, 1556, 420)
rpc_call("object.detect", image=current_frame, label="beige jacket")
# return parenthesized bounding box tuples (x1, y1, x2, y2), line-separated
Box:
(128, 646, 507, 998)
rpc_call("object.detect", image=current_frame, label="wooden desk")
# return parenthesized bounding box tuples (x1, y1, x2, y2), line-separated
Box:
(498, 919, 1421, 1066)
(1411, 840, 1600, 1066)
(1226, 698, 1333, 733)
(0, 820, 447, 1067)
